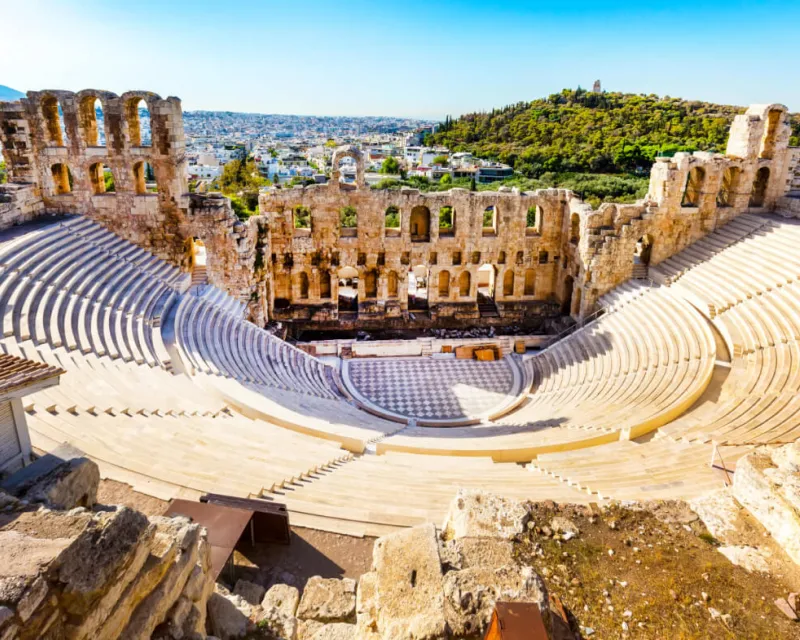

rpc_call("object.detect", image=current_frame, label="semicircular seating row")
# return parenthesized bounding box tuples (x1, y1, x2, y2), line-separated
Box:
(648, 213, 800, 447)
(376, 286, 717, 461)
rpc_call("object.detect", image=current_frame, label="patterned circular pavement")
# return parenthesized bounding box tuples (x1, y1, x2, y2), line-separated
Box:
(343, 357, 521, 422)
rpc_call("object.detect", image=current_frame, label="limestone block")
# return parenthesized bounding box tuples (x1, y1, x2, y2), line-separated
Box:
(438, 537, 515, 572)
(298, 619, 324, 640)
(373, 523, 446, 640)
(718, 546, 771, 574)
(442, 565, 550, 638)
(311, 622, 357, 640)
(233, 579, 265, 606)
(733, 444, 800, 565)
(441, 489, 530, 541)
(297, 576, 356, 623)
(257, 603, 298, 640)
(207, 586, 253, 639)
(262, 583, 300, 618)
(354, 572, 378, 640)
(13, 457, 100, 510)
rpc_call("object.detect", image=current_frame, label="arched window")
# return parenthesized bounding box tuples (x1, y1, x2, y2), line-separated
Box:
(89, 163, 115, 194)
(132, 161, 156, 194)
(524, 269, 535, 296)
(482, 206, 497, 235)
(340, 206, 357, 236)
(298, 272, 309, 299)
(634, 235, 653, 266)
(127, 98, 151, 147)
(385, 206, 400, 236)
(503, 270, 514, 297)
(682, 167, 706, 207)
(750, 167, 770, 207)
(438, 271, 450, 297)
(439, 206, 455, 237)
(497, 251, 506, 265)
(410, 206, 431, 242)
(570, 213, 580, 244)
(387, 271, 398, 298)
(459, 271, 471, 297)
(364, 270, 378, 298)
(41, 95, 65, 147)
(293, 205, 311, 230)
(79, 96, 104, 147)
(319, 272, 331, 299)
(717, 167, 741, 207)
(538, 250, 549, 264)
(50, 163, 72, 194)
(526, 205, 542, 234)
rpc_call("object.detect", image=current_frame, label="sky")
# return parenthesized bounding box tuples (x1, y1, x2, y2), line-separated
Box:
(1, 0, 797, 119)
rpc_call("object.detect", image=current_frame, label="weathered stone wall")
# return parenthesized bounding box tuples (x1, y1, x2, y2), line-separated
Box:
(0, 183, 45, 228)
(2, 92, 796, 326)
(264, 106, 795, 324)
(0, 89, 267, 323)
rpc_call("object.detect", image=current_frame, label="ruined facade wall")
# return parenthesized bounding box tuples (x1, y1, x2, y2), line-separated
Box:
(0, 89, 267, 322)
(0, 183, 45, 228)
(261, 180, 566, 327)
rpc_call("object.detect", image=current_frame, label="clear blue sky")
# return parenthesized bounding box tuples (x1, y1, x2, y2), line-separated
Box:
(2, 0, 797, 119)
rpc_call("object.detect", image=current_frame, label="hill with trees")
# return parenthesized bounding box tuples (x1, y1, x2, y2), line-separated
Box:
(431, 89, 800, 177)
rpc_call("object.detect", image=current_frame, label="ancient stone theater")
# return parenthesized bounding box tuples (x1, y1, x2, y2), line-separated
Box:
(1, 88, 800, 637)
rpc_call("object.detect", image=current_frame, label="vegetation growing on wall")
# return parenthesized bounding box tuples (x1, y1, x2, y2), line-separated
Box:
(210, 157, 268, 220)
(340, 205, 358, 227)
(0, 161, 6, 184)
(431, 89, 800, 175)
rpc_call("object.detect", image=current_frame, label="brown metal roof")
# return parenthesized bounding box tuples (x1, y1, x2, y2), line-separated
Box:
(0, 353, 64, 396)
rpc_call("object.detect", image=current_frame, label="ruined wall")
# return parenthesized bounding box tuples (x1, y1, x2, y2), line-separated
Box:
(0, 183, 45, 228)
(0, 89, 267, 323)
(2, 92, 795, 327)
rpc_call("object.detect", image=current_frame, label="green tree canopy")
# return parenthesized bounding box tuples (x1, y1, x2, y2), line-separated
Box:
(380, 157, 401, 174)
(340, 205, 358, 228)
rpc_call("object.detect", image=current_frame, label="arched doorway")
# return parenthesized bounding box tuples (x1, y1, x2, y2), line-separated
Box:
(459, 271, 471, 298)
(409, 206, 431, 242)
(438, 270, 451, 299)
(408, 265, 429, 311)
(750, 167, 770, 207)
(477, 264, 496, 301)
(634, 235, 653, 276)
(502, 269, 514, 298)
(562, 275, 574, 315)
(186, 237, 208, 286)
(337, 266, 359, 315)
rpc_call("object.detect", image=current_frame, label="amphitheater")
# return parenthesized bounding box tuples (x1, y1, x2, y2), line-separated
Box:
(1, 89, 799, 539)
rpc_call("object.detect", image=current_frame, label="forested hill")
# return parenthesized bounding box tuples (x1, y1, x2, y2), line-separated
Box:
(431, 89, 800, 176)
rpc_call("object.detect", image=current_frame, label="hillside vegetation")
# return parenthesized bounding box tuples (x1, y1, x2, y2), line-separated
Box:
(431, 88, 800, 176)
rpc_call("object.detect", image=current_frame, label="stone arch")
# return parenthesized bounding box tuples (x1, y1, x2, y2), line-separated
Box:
(682, 166, 706, 207)
(438, 270, 450, 298)
(385, 205, 401, 236)
(78, 95, 102, 147)
(88, 162, 115, 194)
(331, 145, 365, 189)
(337, 266, 358, 314)
(750, 167, 770, 207)
(717, 166, 741, 207)
(132, 160, 156, 194)
(502, 269, 515, 297)
(387, 270, 399, 298)
(319, 271, 332, 299)
(634, 234, 653, 266)
(364, 269, 378, 299)
(122, 92, 158, 147)
(408, 265, 428, 310)
(524, 269, 535, 296)
(439, 205, 455, 237)
(526, 205, 542, 234)
(569, 213, 580, 244)
(297, 271, 310, 299)
(459, 271, 471, 297)
(410, 206, 431, 242)
(482, 205, 497, 235)
(40, 94, 65, 147)
(50, 163, 72, 194)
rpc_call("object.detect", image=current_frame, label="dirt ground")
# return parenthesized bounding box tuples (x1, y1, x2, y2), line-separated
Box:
(518, 501, 800, 639)
(97, 479, 169, 517)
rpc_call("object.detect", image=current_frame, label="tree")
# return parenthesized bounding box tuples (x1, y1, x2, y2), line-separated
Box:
(439, 173, 452, 186)
(384, 205, 400, 228)
(469, 176, 477, 191)
(103, 170, 115, 192)
(432, 155, 448, 166)
(340, 205, 358, 228)
(293, 205, 311, 229)
(380, 157, 400, 175)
